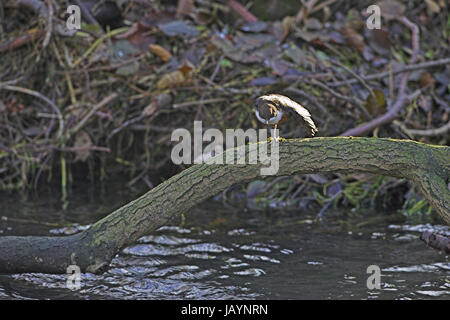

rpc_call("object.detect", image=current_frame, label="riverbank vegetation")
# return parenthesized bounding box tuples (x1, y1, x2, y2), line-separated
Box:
(0, 0, 449, 221)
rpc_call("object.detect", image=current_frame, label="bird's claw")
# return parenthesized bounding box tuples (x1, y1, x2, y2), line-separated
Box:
(268, 136, 285, 143)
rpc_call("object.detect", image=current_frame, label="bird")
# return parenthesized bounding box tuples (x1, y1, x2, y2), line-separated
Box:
(254, 94, 318, 141)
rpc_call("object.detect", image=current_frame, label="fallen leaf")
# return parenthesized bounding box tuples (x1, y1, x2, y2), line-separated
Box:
(176, 0, 194, 17)
(367, 29, 391, 56)
(115, 61, 140, 76)
(156, 70, 186, 89)
(248, 77, 278, 86)
(425, 0, 440, 14)
(182, 43, 206, 66)
(284, 43, 306, 65)
(240, 21, 268, 33)
(341, 26, 365, 53)
(149, 44, 172, 62)
(377, 0, 406, 21)
(280, 16, 296, 42)
(269, 59, 293, 76)
(110, 40, 139, 61)
(157, 20, 199, 37)
(178, 59, 195, 77)
(115, 22, 154, 51)
(210, 35, 264, 63)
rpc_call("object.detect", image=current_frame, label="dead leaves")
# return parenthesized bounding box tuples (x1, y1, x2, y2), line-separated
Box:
(376, 0, 406, 21)
(149, 44, 172, 62)
(424, 0, 441, 15)
(156, 59, 195, 89)
(341, 26, 365, 54)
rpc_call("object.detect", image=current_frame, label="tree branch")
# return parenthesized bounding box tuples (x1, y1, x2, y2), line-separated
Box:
(340, 17, 420, 137)
(0, 137, 448, 274)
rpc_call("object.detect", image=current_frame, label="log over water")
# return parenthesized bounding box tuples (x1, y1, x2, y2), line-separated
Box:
(0, 137, 448, 274)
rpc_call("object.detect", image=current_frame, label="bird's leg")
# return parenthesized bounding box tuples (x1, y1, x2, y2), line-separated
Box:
(267, 125, 274, 142)
(272, 124, 279, 142)
(270, 124, 285, 142)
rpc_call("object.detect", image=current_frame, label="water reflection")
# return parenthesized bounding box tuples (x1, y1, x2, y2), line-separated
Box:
(0, 186, 449, 299)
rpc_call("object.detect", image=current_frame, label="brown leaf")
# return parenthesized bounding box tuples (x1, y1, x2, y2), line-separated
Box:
(367, 29, 391, 55)
(149, 44, 172, 62)
(156, 58, 195, 89)
(341, 27, 365, 53)
(280, 16, 296, 43)
(178, 59, 195, 77)
(425, 0, 440, 14)
(73, 131, 92, 162)
(377, 0, 406, 21)
(176, 0, 194, 17)
(269, 59, 292, 76)
(116, 22, 155, 51)
(156, 70, 185, 89)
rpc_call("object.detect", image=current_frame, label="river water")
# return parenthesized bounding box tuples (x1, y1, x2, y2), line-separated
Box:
(0, 181, 449, 300)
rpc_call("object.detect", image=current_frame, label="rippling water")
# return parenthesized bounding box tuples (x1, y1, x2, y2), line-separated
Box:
(0, 183, 449, 299)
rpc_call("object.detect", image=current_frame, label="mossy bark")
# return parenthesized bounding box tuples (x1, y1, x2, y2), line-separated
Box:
(0, 137, 448, 274)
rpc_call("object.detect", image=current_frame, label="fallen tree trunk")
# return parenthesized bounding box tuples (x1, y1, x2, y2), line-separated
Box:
(0, 137, 449, 274)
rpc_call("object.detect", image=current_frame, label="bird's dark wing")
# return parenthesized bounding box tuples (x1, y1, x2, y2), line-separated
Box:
(263, 94, 318, 137)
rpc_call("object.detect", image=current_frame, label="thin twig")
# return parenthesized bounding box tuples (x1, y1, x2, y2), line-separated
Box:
(306, 78, 371, 119)
(309, 79, 364, 105)
(173, 98, 226, 109)
(0, 85, 64, 137)
(317, 190, 343, 221)
(394, 120, 450, 137)
(0, 29, 45, 53)
(310, 0, 337, 14)
(341, 17, 420, 137)
(328, 58, 450, 87)
(68, 93, 118, 139)
(329, 59, 376, 106)
(42, 0, 53, 48)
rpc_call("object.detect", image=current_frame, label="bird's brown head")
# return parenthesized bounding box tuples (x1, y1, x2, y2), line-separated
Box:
(255, 97, 279, 121)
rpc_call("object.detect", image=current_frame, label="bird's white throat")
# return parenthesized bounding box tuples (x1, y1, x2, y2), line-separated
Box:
(255, 108, 283, 125)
